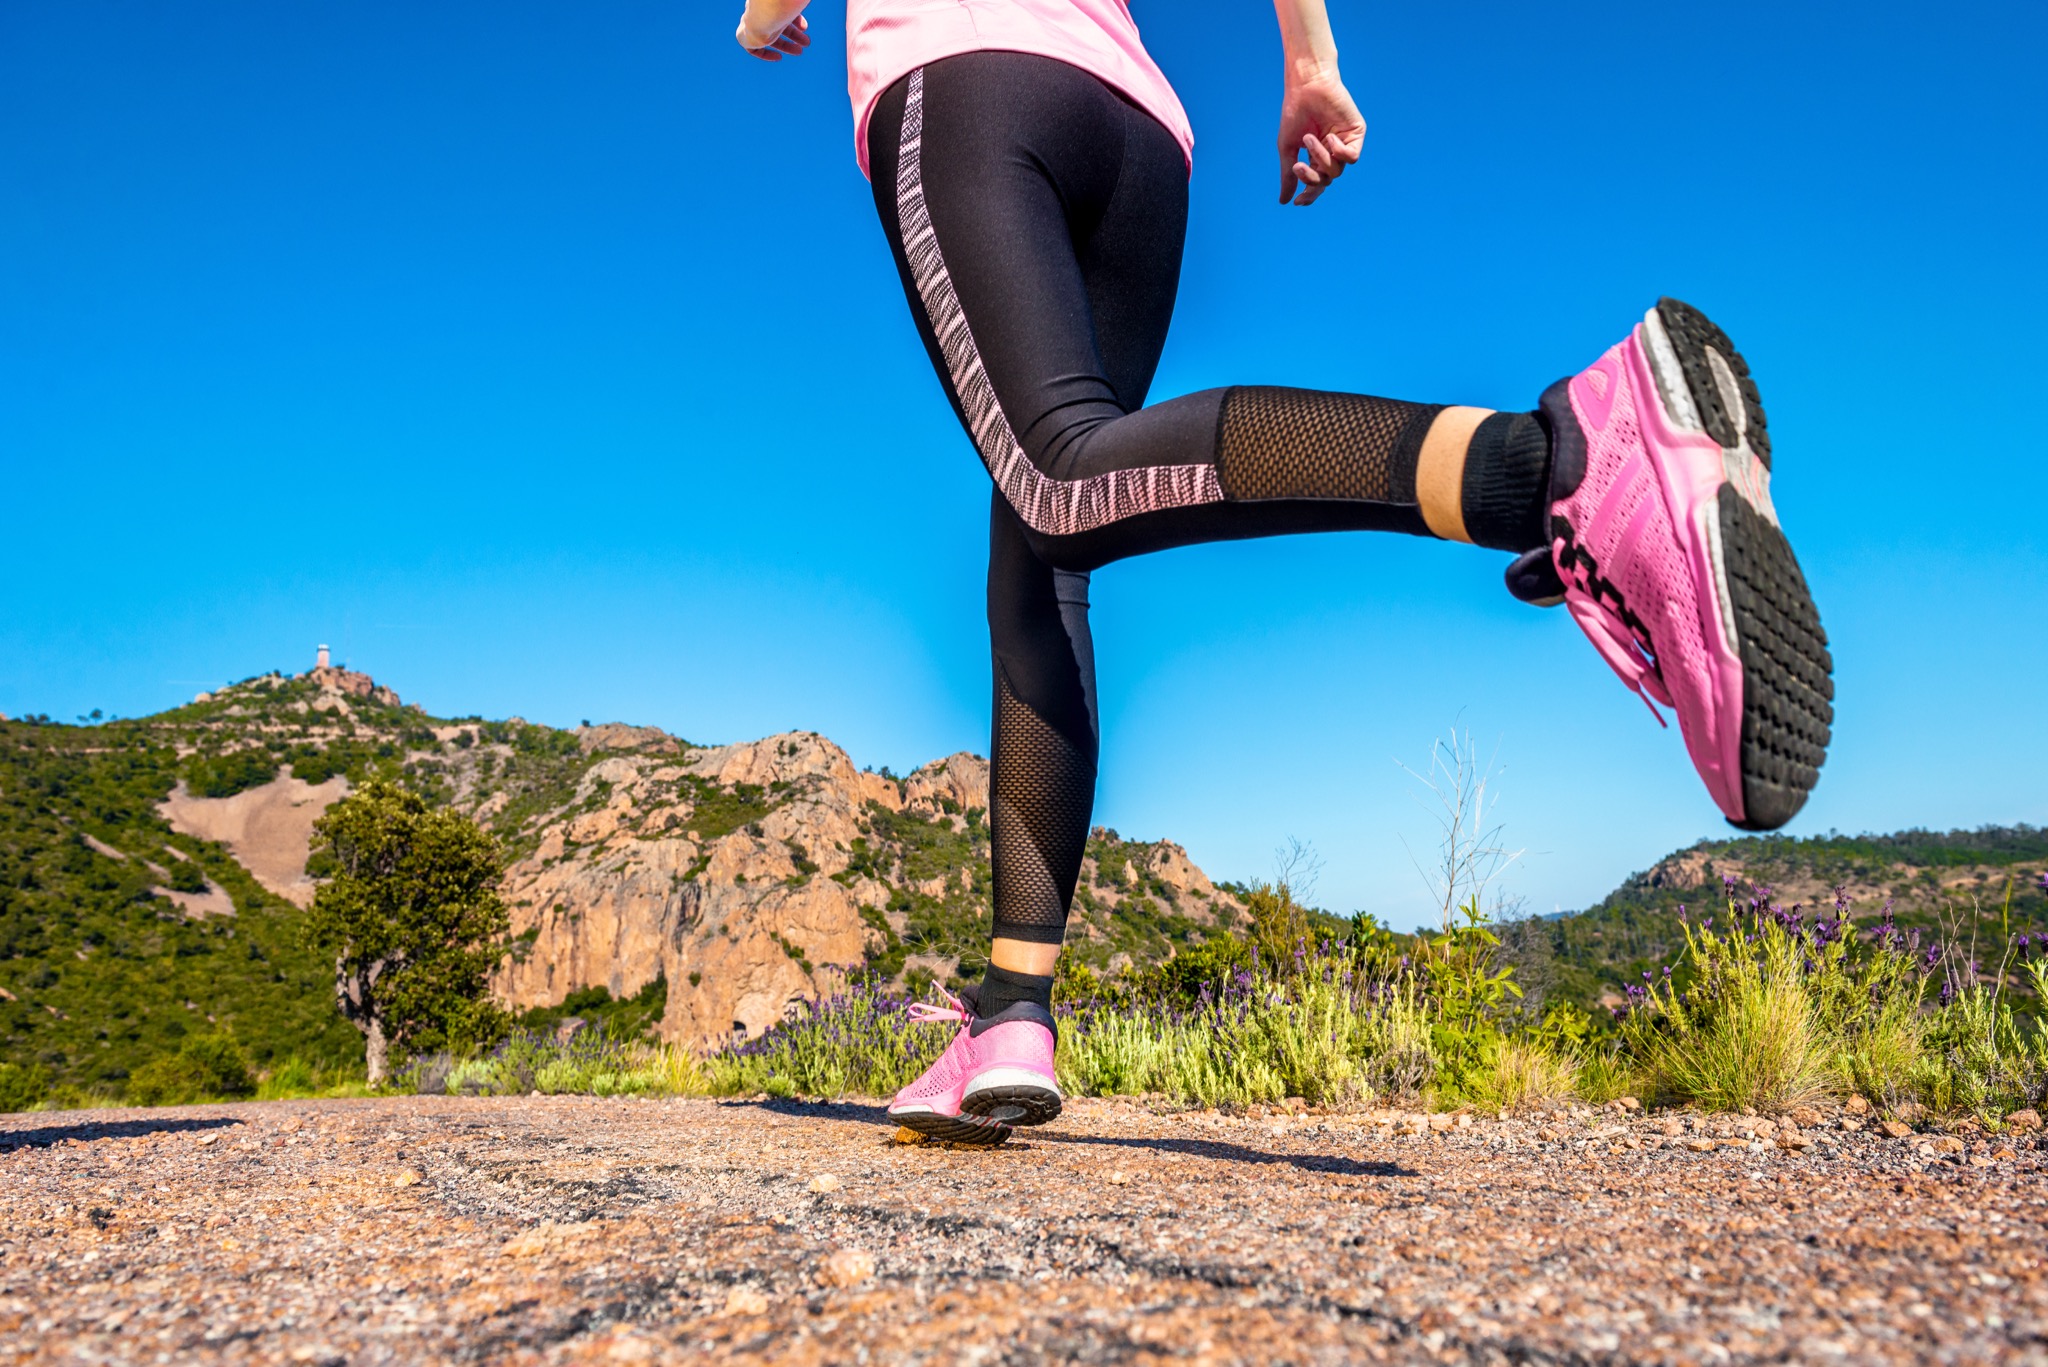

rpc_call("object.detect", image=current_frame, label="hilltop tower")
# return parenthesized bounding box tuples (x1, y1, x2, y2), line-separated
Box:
(316, 643, 330, 670)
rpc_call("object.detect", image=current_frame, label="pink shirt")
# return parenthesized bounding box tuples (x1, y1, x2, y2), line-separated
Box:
(845, 0, 1193, 178)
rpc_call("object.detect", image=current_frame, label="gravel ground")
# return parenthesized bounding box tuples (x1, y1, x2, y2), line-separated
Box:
(4, 1095, 2046, 1365)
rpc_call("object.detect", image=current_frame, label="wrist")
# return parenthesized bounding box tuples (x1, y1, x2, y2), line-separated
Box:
(738, 0, 794, 46)
(1284, 52, 1342, 88)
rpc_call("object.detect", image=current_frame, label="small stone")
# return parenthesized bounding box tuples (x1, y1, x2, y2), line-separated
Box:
(1932, 1135, 1966, 1155)
(1844, 1095, 1871, 1115)
(195, 1135, 219, 1148)
(1882, 1121, 1914, 1139)
(1778, 1132, 1813, 1151)
(818, 1248, 875, 1289)
(2006, 1108, 2043, 1133)
(891, 1127, 927, 1145)
(1660, 1118, 1685, 1137)
(501, 1229, 549, 1258)
(1618, 1096, 1641, 1112)
(723, 1286, 770, 1315)
(1788, 1106, 1824, 1128)
(1684, 1137, 1717, 1153)
(1428, 1113, 1455, 1133)
(1107, 1170, 1131, 1185)
(602, 1332, 657, 1363)
(392, 1169, 423, 1188)
(1838, 1117, 1863, 1132)
(1993, 1147, 2018, 1161)
(806, 1174, 841, 1194)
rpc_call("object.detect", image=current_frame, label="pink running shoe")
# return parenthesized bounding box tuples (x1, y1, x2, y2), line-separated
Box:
(887, 991, 1063, 1143)
(1540, 298, 1833, 831)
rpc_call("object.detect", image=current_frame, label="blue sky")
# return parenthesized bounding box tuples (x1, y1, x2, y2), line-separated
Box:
(4, 0, 2044, 930)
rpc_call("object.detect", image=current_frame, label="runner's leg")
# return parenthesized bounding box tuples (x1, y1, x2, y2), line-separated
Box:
(867, 53, 1553, 579)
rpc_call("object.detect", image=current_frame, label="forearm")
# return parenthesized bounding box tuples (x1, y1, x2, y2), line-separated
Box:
(1271, 0, 1342, 84)
(739, 0, 809, 45)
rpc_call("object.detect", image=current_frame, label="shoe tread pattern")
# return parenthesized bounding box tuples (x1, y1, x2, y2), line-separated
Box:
(962, 1083, 1063, 1128)
(1720, 493, 1833, 830)
(892, 1111, 1014, 1147)
(1657, 297, 1772, 470)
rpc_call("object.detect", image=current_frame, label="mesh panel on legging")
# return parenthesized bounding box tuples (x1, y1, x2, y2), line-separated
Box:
(989, 671, 1096, 945)
(1214, 387, 1443, 504)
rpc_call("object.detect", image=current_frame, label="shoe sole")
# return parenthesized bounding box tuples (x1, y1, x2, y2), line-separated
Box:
(962, 1068, 1064, 1127)
(1642, 298, 1834, 830)
(888, 1107, 1014, 1147)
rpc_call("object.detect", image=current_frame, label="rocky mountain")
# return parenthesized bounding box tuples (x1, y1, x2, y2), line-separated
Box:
(0, 658, 1245, 1087)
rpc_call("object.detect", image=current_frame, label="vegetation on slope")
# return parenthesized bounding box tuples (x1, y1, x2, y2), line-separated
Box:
(0, 715, 360, 1096)
(1545, 826, 2048, 1010)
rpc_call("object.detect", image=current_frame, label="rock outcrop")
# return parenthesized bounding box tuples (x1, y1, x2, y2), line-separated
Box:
(485, 729, 1242, 1047)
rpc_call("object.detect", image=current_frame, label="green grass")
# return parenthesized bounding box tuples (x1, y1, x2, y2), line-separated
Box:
(688, 881, 2048, 1120)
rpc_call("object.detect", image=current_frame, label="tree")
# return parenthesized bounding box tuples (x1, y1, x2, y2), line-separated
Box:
(304, 780, 510, 1084)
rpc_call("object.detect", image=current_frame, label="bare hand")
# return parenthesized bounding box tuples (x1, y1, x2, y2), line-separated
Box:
(736, 12, 810, 61)
(1276, 73, 1365, 206)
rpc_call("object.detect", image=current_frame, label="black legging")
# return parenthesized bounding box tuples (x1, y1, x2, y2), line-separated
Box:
(867, 52, 1542, 945)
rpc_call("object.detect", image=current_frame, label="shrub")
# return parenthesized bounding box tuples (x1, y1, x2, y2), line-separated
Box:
(127, 1035, 256, 1107)
(0, 1062, 52, 1113)
(1472, 1038, 1578, 1112)
(407, 1024, 699, 1099)
(184, 749, 278, 799)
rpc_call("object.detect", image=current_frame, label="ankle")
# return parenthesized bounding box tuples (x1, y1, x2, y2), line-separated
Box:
(1461, 411, 1552, 552)
(977, 962, 1055, 1018)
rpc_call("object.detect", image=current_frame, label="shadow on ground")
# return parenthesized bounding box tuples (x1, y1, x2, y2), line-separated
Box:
(718, 1096, 1417, 1177)
(0, 1114, 245, 1150)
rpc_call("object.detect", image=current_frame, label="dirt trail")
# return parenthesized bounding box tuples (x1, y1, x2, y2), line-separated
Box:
(3, 1096, 2044, 1365)
(157, 773, 349, 907)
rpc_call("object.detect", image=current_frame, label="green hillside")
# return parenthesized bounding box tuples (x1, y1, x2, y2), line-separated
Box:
(0, 710, 359, 1093)
(1543, 826, 2048, 1009)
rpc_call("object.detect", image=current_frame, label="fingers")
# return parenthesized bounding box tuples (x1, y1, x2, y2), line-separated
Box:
(738, 12, 808, 59)
(1287, 133, 1361, 207)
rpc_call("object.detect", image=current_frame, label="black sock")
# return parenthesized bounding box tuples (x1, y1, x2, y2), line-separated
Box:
(1461, 411, 1552, 552)
(976, 963, 1054, 1019)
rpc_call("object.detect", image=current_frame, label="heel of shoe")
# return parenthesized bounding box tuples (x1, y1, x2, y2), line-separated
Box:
(963, 1070, 1064, 1127)
(1648, 298, 1772, 468)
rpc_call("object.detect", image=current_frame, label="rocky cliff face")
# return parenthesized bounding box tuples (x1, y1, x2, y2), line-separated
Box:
(141, 665, 1246, 1050)
(482, 728, 1243, 1047)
